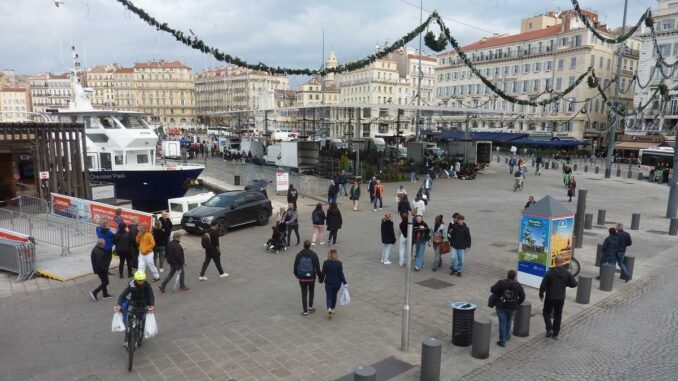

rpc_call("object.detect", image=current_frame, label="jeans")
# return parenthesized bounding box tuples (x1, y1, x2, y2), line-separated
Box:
(325, 283, 341, 310)
(200, 252, 225, 276)
(398, 234, 408, 266)
(287, 223, 300, 246)
(543, 299, 565, 336)
(154, 245, 165, 269)
(616, 251, 629, 279)
(299, 282, 315, 312)
(410, 172, 416, 182)
(382, 244, 393, 262)
(137, 253, 160, 279)
(496, 308, 514, 344)
(118, 250, 133, 277)
(373, 196, 383, 209)
(536, 163, 541, 174)
(451, 248, 465, 273)
(92, 271, 110, 297)
(432, 243, 442, 269)
(509, 165, 515, 174)
(328, 229, 339, 244)
(414, 241, 426, 269)
(311, 224, 324, 244)
(338, 183, 347, 195)
(328, 194, 337, 204)
(161, 264, 185, 289)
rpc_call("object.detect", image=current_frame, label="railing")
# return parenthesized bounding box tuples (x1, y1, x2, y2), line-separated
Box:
(0, 239, 36, 281)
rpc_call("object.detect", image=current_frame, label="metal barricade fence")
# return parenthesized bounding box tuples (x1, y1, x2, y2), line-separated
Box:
(0, 238, 36, 281)
(16, 195, 50, 215)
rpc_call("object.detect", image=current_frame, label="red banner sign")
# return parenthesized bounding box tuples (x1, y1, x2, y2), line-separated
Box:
(0, 228, 30, 243)
(50, 193, 154, 230)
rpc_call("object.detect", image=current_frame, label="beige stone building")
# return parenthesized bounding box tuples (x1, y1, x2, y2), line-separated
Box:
(132, 60, 196, 126)
(295, 50, 341, 106)
(29, 73, 71, 113)
(434, 9, 639, 145)
(86, 64, 135, 109)
(0, 87, 31, 122)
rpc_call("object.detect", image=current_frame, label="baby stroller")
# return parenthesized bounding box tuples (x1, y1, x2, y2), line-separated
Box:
(266, 225, 287, 254)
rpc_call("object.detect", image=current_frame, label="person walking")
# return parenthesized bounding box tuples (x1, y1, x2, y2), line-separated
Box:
(159, 211, 173, 266)
(490, 269, 526, 347)
(136, 223, 160, 281)
(567, 176, 577, 202)
(397, 194, 412, 216)
(89, 239, 112, 301)
(128, 217, 140, 270)
(398, 213, 409, 267)
(326, 203, 343, 245)
(349, 181, 361, 211)
(96, 218, 115, 275)
(310, 203, 326, 246)
(412, 215, 430, 271)
(508, 157, 516, 174)
(535, 155, 543, 175)
(199, 222, 229, 280)
(373, 179, 384, 211)
(159, 232, 189, 293)
(275, 207, 286, 229)
(368, 176, 377, 204)
(396, 185, 407, 203)
(423, 174, 433, 201)
(380, 213, 396, 264)
(431, 215, 446, 271)
(563, 164, 573, 186)
(409, 162, 417, 183)
(152, 221, 166, 273)
(448, 215, 471, 277)
(113, 208, 124, 228)
(336, 170, 348, 197)
(412, 195, 426, 217)
(327, 180, 337, 205)
(287, 184, 299, 210)
(319, 249, 347, 319)
(113, 222, 134, 278)
(539, 255, 578, 339)
(283, 203, 300, 247)
(615, 223, 632, 282)
(598, 227, 621, 280)
(293, 240, 322, 316)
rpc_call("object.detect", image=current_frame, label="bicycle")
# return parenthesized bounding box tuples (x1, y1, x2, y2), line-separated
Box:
(513, 177, 524, 192)
(125, 306, 149, 371)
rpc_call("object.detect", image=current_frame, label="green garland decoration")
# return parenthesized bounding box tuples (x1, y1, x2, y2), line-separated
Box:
(424, 31, 448, 52)
(570, 0, 651, 44)
(115, 0, 437, 75)
(589, 70, 667, 117)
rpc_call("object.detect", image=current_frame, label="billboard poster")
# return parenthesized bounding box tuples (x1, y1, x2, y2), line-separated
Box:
(51, 193, 153, 230)
(550, 217, 574, 268)
(276, 172, 289, 193)
(517, 215, 550, 288)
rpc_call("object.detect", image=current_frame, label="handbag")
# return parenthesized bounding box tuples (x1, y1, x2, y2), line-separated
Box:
(438, 240, 451, 254)
(432, 235, 444, 244)
(487, 294, 497, 308)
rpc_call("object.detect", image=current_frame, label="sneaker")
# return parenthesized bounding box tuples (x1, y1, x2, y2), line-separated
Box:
(320, 242, 326, 245)
(449, 270, 456, 276)
(199, 276, 208, 281)
(302, 311, 309, 317)
(374, 209, 377, 212)
(383, 260, 391, 265)
(123, 341, 128, 348)
(119, 274, 123, 279)
(219, 273, 229, 278)
(379, 208, 383, 211)
(102, 294, 112, 299)
(159, 284, 166, 293)
(89, 291, 98, 302)
(456, 272, 462, 277)
(308, 306, 316, 313)
(152, 277, 160, 282)
(159, 268, 164, 273)
(552, 335, 559, 340)
(496, 341, 506, 347)
(179, 287, 190, 292)
(311, 242, 316, 246)
(414, 267, 419, 272)
(545, 330, 553, 338)
(380, 260, 384, 264)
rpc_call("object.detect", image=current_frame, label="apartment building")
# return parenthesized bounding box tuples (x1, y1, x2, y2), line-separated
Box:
(86, 64, 135, 109)
(133, 60, 196, 126)
(435, 9, 639, 145)
(29, 73, 71, 113)
(0, 87, 31, 122)
(296, 50, 341, 106)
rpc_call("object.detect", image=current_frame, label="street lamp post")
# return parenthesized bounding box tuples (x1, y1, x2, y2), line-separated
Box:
(401, 221, 413, 351)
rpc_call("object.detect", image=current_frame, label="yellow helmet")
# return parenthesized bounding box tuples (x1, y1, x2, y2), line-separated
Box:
(133, 271, 146, 281)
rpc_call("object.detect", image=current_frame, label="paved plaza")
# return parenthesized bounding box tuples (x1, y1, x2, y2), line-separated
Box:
(0, 158, 677, 381)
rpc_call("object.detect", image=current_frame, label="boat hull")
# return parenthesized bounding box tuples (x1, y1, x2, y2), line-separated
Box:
(89, 167, 204, 212)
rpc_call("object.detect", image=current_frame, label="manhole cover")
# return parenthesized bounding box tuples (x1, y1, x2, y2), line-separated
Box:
(416, 278, 454, 290)
(490, 242, 509, 248)
(647, 229, 668, 235)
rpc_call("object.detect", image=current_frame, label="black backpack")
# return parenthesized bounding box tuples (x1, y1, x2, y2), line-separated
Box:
(498, 283, 519, 305)
(312, 211, 322, 225)
(297, 256, 314, 278)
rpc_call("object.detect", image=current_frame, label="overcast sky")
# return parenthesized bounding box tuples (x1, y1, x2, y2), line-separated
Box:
(1, 0, 650, 87)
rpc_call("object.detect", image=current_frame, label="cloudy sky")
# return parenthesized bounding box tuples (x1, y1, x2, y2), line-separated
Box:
(1, 0, 650, 86)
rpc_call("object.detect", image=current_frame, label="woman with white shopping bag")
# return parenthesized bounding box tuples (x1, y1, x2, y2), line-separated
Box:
(319, 249, 347, 319)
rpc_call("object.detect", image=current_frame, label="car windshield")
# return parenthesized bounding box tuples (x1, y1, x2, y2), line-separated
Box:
(203, 194, 235, 208)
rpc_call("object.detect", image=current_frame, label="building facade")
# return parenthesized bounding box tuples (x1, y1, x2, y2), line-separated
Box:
(29, 73, 71, 113)
(434, 9, 639, 145)
(132, 61, 196, 126)
(296, 50, 341, 107)
(0, 87, 31, 122)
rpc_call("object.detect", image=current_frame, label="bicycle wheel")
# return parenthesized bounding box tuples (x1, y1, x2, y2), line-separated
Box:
(137, 319, 145, 348)
(128, 319, 136, 372)
(570, 258, 580, 277)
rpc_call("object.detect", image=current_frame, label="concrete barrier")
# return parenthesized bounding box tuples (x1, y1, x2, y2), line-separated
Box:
(512, 301, 531, 337)
(627, 170, 633, 179)
(584, 165, 589, 172)
(616, 167, 621, 177)
(573, 164, 578, 171)
(421, 337, 442, 381)
(576, 276, 592, 304)
(631, 213, 641, 230)
(471, 316, 491, 359)
(595, 166, 600, 174)
(595, 243, 603, 267)
(599, 263, 615, 292)
(638, 172, 644, 181)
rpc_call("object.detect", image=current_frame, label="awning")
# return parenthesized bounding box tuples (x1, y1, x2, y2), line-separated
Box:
(437, 131, 527, 142)
(510, 138, 590, 147)
(614, 141, 662, 150)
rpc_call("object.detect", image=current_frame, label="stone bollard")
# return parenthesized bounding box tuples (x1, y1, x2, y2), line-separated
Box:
(421, 337, 442, 381)
(670, 218, 678, 236)
(627, 170, 633, 179)
(595, 166, 600, 174)
(531, 160, 535, 167)
(505, 157, 509, 164)
(573, 164, 578, 171)
(497, 156, 500, 163)
(471, 316, 491, 360)
(585, 165, 589, 172)
(584, 213, 593, 229)
(512, 301, 532, 337)
(354, 366, 376, 381)
(595, 244, 603, 267)
(597, 209, 606, 225)
(638, 172, 644, 181)
(631, 213, 641, 230)
(622, 256, 635, 281)
(576, 276, 592, 304)
(544, 162, 550, 169)
(234, 174, 241, 186)
(599, 263, 615, 292)
(616, 167, 621, 177)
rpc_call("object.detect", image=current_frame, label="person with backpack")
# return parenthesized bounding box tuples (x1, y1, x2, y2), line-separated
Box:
(412, 215, 430, 271)
(508, 157, 517, 174)
(327, 180, 337, 205)
(380, 213, 396, 264)
(397, 194, 412, 216)
(448, 214, 471, 277)
(373, 179, 384, 211)
(319, 249, 347, 319)
(310, 203, 326, 246)
(199, 222, 229, 281)
(349, 181, 361, 211)
(326, 203, 343, 245)
(293, 240, 322, 316)
(539, 255, 578, 340)
(287, 184, 299, 210)
(490, 269, 526, 347)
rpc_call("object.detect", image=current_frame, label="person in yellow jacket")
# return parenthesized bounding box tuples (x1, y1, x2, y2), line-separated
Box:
(136, 223, 160, 281)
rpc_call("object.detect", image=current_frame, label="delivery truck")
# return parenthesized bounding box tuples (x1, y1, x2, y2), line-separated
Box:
(447, 140, 492, 164)
(263, 141, 320, 171)
(161, 140, 181, 159)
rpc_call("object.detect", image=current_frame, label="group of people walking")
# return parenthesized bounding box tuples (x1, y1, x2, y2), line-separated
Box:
(600, 224, 632, 282)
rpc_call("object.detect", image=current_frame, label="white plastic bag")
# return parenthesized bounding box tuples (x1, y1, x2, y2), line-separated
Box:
(144, 313, 158, 339)
(172, 270, 183, 292)
(111, 312, 125, 332)
(339, 284, 350, 306)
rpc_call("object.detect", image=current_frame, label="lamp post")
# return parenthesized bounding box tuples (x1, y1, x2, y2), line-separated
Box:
(401, 221, 413, 351)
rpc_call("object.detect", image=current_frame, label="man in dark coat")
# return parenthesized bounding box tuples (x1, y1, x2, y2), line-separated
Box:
(113, 222, 134, 278)
(287, 184, 299, 210)
(615, 223, 632, 282)
(539, 255, 578, 339)
(159, 211, 173, 258)
(90, 239, 112, 301)
(159, 232, 189, 293)
(448, 215, 471, 277)
(293, 240, 322, 316)
(598, 227, 621, 280)
(491, 269, 526, 347)
(199, 222, 228, 280)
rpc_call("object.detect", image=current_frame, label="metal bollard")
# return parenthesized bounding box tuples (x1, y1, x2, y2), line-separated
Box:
(531, 160, 535, 167)
(638, 172, 644, 181)
(512, 301, 531, 337)
(616, 167, 621, 177)
(573, 164, 578, 171)
(622, 256, 635, 281)
(354, 366, 376, 381)
(631, 213, 641, 230)
(576, 276, 592, 304)
(234, 175, 241, 186)
(584, 213, 593, 229)
(595, 243, 603, 267)
(544, 162, 550, 169)
(670, 218, 678, 236)
(471, 316, 491, 359)
(595, 166, 600, 174)
(627, 170, 633, 179)
(497, 156, 500, 163)
(597, 209, 606, 225)
(585, 165, 589, 172)
(505, 157, 509, 164)
(599, 263, 615, 292)
(421, 337, 442, 381)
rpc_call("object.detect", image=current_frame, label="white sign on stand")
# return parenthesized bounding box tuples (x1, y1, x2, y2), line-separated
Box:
(276, 172, 289, 193)
(39, 171, 50, 180)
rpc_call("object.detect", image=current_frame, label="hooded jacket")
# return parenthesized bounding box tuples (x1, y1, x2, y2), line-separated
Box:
(166, 239, 185, 266)
(490, 279, 526, 310)
(381, 219, 396, 244)
(539, 267, 578, 300)
(90, 245, 108, 274)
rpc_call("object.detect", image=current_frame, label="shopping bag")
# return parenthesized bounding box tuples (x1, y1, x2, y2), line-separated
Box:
(439, 241, 451, 254)
(144, 313, 158, 339)
(111, 312, 125, 332)
(172, 269, 182, 292)
(339, 284, 350, 306)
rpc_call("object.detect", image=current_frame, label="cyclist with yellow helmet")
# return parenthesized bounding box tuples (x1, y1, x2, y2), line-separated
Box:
(114, 271, 156, 346)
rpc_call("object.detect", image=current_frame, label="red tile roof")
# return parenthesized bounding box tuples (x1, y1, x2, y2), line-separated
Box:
(439, 24, 562, 56)
(134, 61, 190, 69)
(115, 68, 134, 73)
(406, 53, 437, 62)
(0, 87, 28, 92)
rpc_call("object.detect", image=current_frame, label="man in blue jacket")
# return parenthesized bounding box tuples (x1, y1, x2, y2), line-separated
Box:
(96, 218, 115, 275)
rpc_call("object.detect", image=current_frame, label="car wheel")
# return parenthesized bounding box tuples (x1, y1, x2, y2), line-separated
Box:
(257, 210, 270, 226)
(214, 219, 228, 236)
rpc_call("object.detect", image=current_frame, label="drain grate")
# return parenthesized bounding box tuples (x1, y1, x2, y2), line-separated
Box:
(334, 356, 414, 381)
(416, 278, 454, 290)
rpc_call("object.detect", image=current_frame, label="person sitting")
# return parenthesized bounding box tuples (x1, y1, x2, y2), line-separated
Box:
(266, 226, 286, 253)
